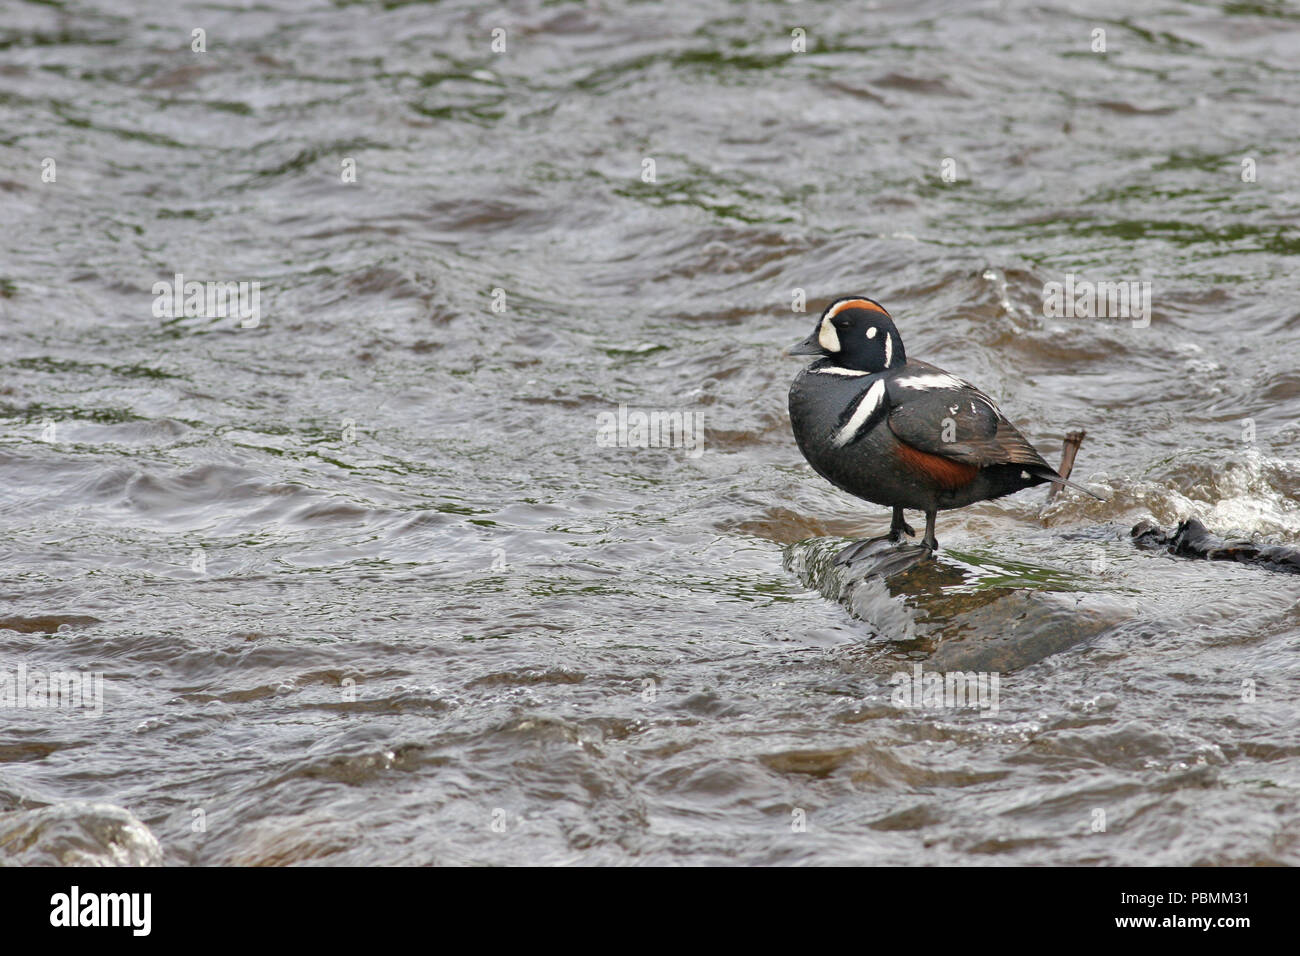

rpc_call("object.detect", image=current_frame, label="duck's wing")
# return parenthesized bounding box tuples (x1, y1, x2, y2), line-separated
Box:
(884, 366, 1050, 469)
(884, 365, 1105, 499)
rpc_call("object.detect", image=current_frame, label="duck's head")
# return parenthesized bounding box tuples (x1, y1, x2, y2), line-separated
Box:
(788, 296, 906, 373)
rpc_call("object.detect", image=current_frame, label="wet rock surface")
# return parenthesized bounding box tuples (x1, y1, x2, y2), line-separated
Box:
(0, 802, 163, 867)
(1133, 518, 1300, 575)
(786, 535, 1132, 672)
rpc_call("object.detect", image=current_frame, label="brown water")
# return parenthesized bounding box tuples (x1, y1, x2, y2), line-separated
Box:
(1, 0, 1298, 865)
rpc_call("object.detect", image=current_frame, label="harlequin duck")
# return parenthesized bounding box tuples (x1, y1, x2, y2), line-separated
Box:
(787, 296, 1101, 560)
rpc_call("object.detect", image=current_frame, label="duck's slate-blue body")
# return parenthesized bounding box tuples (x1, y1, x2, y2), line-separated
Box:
(787, 296, 1099, 555)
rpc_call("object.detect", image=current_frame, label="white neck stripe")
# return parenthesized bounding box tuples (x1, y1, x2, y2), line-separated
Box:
(811, 366, 870, 377)
(832, 379, 886, 448)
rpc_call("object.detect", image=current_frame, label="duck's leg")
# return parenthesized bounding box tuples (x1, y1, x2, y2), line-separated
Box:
(889, 506, 915, 541)
(834, 507, 920, 566)
(921, 509, 939, 551)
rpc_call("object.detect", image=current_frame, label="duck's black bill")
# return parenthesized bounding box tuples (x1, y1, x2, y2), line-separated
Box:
(787, 333, 824, 356)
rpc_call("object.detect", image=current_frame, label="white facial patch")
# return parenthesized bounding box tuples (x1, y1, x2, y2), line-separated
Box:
(818, 316, 841, 353)
(866, 327, 877, 339)
(832, 379, 886, 448)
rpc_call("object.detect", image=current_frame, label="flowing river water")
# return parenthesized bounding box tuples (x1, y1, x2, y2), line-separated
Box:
(1, 0, 1298, 865)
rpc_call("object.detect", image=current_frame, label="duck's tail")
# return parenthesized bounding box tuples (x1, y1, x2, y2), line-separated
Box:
(1030, 466, 1107, 501)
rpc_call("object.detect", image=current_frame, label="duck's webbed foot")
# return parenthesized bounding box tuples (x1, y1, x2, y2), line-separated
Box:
(834, 508, 920, 566)
(889, 507, 916, 542)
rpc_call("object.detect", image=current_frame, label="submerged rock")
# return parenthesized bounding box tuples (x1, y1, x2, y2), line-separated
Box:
(0, 802, 163, 866)
(0, 615, 101, 635)
(785, 536, 1131, 671)
(926, 588, 1130, 672)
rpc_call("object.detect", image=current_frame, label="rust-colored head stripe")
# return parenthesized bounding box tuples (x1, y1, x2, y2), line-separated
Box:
(825, 298, 890, 320)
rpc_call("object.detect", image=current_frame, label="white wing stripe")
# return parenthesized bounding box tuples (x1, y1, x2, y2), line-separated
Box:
(896, 373, 995, 406)
(895, 372, 966, 390)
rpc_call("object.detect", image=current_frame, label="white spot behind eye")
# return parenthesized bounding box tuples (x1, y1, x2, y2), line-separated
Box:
(866, 327, 877, 339)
